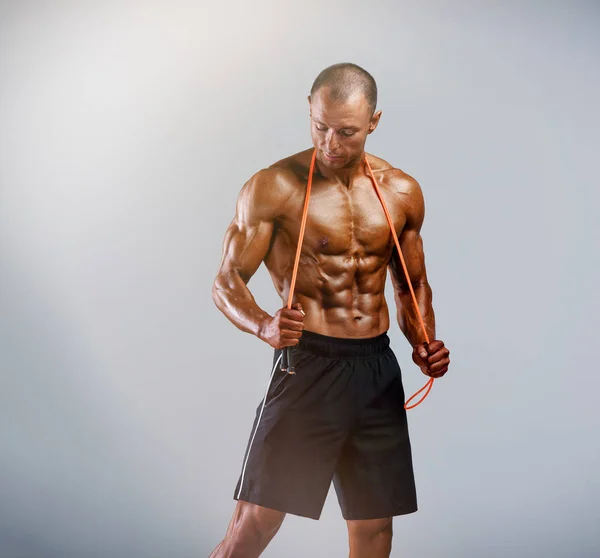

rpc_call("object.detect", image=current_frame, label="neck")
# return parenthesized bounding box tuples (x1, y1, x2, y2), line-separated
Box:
(314, 151, 367, 186)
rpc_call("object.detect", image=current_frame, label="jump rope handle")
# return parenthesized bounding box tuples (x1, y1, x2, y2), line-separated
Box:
(281, 346, 296, 374)
(281, 347, 288, 371)
(285, 347, 296, 374)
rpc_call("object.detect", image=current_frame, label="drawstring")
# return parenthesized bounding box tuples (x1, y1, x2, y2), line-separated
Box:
(284, 149, 433, 410)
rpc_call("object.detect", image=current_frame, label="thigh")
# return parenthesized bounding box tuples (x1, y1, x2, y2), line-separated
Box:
(333, 349, 418, 520)
(235, 349, 352, 520)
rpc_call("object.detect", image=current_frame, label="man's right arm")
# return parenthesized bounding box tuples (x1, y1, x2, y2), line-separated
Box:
(212, 168, 304, 348)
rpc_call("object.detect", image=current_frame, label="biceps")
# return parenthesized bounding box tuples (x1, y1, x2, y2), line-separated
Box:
(216, 219, 274, 285)
(390, 229, 426, 288)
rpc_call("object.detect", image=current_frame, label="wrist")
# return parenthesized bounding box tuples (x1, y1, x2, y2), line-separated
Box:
(255, 312, 272, 342)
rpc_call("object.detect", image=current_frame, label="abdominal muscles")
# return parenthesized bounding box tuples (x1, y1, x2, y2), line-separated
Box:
(290, 250, 392, 338)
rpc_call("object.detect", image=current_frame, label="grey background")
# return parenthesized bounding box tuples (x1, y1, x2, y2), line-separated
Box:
(1, 1, 599, 557)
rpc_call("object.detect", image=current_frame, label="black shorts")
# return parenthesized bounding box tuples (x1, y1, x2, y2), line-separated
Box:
(233, 330, 418, 521)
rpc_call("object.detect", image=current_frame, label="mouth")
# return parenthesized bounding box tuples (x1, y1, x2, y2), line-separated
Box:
(323, 152, 342, 161)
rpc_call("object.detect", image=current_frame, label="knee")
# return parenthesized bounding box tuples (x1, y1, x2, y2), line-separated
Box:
(348, 517, 393, 544)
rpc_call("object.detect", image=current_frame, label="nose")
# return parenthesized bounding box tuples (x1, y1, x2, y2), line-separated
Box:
(325, 130, 339, 153)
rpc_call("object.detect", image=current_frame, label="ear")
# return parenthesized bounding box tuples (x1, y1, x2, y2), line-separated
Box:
(307, 95, 312, 117)
(368, 110, 382, 134)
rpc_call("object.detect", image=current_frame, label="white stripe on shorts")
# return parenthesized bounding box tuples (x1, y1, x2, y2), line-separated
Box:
(236, 352, 283, 500)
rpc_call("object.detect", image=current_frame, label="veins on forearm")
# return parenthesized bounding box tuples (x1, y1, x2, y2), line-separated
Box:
(213, 269, 270, 336)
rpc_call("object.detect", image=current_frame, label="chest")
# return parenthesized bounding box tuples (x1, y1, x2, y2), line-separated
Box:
(299, 183, 406, 256)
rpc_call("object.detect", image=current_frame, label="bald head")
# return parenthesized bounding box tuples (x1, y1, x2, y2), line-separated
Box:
(310, 63, 378, 114)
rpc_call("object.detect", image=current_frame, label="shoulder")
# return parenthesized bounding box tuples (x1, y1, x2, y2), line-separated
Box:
(243, 148, 314, 205)
(365, 153, 425, 229)
(237, 149, 310, 221)
(364, 152, 422, 198)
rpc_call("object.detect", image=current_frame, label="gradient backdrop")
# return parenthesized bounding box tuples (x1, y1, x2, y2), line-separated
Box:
(1, 1, 599, 557)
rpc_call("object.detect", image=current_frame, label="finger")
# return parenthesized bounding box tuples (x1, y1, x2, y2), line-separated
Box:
(421, 366, 436, 378)
(281, 317, 304, 331)
(426, 348, 450, 364)
(291, 302, 305, 316)
(428, 358, 450, 373)
(425, 340, 444, 354)
(281, 328, 303, 340)
(282, 309, 304, 322)
(416, 344, 429, 360)
(281, 337, 300, 347)
(429, 367, 448, 379)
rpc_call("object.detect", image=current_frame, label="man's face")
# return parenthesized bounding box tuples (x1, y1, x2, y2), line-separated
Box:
(309, 87, 381, 170)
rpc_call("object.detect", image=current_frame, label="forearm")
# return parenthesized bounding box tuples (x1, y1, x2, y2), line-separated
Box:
(212, 270, 271, 340)
(394, 281, 436, 346)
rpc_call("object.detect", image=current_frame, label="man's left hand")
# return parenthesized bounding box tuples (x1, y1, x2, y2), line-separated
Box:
(412, 340, 450, 379)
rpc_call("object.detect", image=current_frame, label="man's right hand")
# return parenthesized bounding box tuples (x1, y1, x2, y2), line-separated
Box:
(259, 303, 305, 349)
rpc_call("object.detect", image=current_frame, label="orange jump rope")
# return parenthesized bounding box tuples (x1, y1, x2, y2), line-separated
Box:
(282, 149, 434, 410)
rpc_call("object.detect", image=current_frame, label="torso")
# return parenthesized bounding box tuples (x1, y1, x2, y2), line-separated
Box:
(264, 148, 412, 339)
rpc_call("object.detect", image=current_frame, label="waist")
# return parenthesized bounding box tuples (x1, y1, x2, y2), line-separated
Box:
(295, 330, 390, 359)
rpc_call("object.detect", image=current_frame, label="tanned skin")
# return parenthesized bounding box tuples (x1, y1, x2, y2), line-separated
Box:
(210, 86, 451, 558)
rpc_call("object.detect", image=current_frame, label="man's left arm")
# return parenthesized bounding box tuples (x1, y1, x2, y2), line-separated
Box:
(388, 176, 450, 379)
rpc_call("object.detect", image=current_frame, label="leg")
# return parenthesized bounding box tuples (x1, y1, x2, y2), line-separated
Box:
(234, 347, 349, 521)
(209, 501, 285, 558)
(347, 517, 393, 558)
(333, 348, 418, 522)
